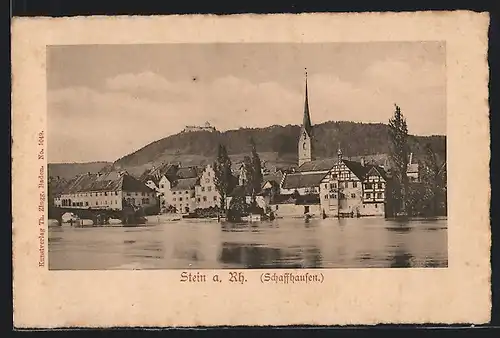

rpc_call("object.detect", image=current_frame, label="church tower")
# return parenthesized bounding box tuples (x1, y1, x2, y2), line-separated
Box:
(298, 69, 313, 167)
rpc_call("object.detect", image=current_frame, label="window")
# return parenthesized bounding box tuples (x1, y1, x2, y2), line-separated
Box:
(213, 196, 217, 201)
(324, 184, 328, 189)
(173, 191, 176, 195)
(179, 197, 183, 201)
(127, 192, 131, 196)
(142, 198, 149, 204)
(365, 183, 373, 190)
(205, 178, 210, 184)
(203, 196, 207, 202)
(378, 183, 383, 189)
(160, 184, 164, 188)
(197, 198, 200, 202)
(185, 191, 189, 194)
(353, 182, 357, 188)
(332, 183, 337, 189)
(332, 174, 337, 179)
(208, 172, 211, 177)
(142, 192, 145, 196)
(344, 182, 349, 188)
(96, 202, 98, 206)
(377, 193, 383, 199)
(105, 192, 108, 196)
(276, 205, 279, 210)
(115, 191, 118, 196)
(173, 198, 176, 201)
(375, 204, 378, 208)
(202, 187, 205, 192)
(324, 195, 328, 199)
(208, 186, 212, 192)
(365, 193, 371, 199)
(330, 194, 337, 199)
(351, 193, 356, 198)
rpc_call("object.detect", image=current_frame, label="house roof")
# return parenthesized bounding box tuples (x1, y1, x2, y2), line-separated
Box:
(342, 160, 370, 180)
(48, 176, 69, 197)
(365, 165, 389, 181)
(140, 163, 177, 185)
(171, 177, 199, 191)
(262, 172, 283, 185)
(281, 172, 327, 189)
(61, 172, 154, 194)
(176, 166, 199, 179)
(297, 159, 337, 172)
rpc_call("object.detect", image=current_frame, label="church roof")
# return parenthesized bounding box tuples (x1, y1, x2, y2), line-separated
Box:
(301, 71, 313, 137)
(281, 172, 328, 189)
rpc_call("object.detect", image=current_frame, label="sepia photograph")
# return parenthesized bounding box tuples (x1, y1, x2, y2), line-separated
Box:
(47, 42, 448, 270)
(12, 12, 490, 327)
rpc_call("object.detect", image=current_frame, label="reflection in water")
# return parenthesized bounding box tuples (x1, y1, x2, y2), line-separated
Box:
(390, 249, 414, 268)
(220, 244, 282, 268)
(48, 217, 448, 270)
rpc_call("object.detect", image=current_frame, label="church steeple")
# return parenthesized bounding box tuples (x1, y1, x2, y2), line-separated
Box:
(302, 69, 313, 137)
(298, 68, 313, 167)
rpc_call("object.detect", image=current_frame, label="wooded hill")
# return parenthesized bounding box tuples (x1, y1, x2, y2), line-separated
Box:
(48, 121, 446, 179)
(112, 121, 446, 176)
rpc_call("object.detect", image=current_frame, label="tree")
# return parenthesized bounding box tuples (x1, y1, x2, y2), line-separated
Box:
(250, 137, 263, 202)
(242, 155, 254, 196)
(213, 144, 235, 212)
(420, 143, 447, 216)
(388, 104, 410, 214)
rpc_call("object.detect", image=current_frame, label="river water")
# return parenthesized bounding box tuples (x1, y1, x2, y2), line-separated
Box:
(48, 217, 447, 270)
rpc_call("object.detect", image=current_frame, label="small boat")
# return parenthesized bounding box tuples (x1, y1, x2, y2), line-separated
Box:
(48, 219, 61, 227)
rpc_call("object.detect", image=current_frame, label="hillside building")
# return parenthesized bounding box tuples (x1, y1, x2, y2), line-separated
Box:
(182, 121, 216, 133)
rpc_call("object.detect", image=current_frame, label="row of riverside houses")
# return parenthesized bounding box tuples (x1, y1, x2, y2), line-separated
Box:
(261, 70, 419, 219)
(142, 163, 223, 214)
(53, 171, 157, 211)
(142, 160, 280, 215)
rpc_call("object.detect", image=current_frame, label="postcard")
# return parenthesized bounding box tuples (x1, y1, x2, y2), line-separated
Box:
(12, 11, 490, 327)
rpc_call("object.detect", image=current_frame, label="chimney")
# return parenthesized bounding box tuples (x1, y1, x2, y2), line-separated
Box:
(360, 158, 365, 167)
(87, 172, 91, 175)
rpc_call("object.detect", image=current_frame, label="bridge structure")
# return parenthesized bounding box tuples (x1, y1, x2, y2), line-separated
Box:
(49, 206, 141, 226)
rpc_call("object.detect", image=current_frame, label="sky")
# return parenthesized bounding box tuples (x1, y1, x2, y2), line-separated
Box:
(47, 42, 446, 163)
